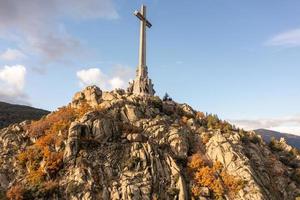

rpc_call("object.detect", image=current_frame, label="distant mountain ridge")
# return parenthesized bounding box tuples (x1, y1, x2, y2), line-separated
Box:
(0, 101, 49, 129)
(255, 128, 300, 149)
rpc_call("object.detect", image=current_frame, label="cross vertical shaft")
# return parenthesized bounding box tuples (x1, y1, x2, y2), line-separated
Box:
(139, 5, 146, 71)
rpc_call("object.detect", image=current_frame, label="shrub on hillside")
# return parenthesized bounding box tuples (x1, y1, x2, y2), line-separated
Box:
(26, 106, 77, 138)
(6, 185, 25, 200)
(163, 93, 172, 101)
(188, 153, 243, 199)
(203, 114, 234, 133)
(150, 96, 163, 111)
(17, 104, 93, 193)
(196, 112, 205, 120)
(269, 137, 284, 152)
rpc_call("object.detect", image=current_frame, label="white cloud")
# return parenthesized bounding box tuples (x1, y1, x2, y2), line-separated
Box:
(265, 28, 300, 47)
(0, 0, 118, 62)
(76, 65, 134, 90)
(0, 48, 25, 61)
(0, 65, 29, 104)
(109, 77, 124, 89)
(270, 125, 300, 135)
(230, 115, 300, 136)
(77, 68, 108, 89)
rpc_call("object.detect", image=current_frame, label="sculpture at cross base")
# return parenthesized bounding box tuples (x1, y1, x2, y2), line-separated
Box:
(128, 4, 155, 96)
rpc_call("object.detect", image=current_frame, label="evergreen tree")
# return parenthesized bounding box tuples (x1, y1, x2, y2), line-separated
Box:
(163, 93, 172, 101)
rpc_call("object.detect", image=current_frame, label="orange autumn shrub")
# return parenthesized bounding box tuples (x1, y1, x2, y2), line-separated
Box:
(18, 105, 93, 188)
(27, 168, 45, 185)
(76, 102, 92, 117)
(221, 171, 243, 198)
(188, 153, 243, 199)
(195, 166, 216, 186)
(187, 153, 205, 171)
(17, 148, 42, 170)
(13, 104, 94, 198)
(27, 106, 77, 138)
(43, 148, 64, 175)
(6, 185, 24, 200)
(18, 148, 62, 186)
(196, 111, 205, 119)
(211, 178, 225, 198)
(212, 161, 223, 171)
(41, 180, 59, 194)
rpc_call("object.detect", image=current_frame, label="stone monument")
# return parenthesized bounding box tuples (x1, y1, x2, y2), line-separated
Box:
(128, 5, 155, 96)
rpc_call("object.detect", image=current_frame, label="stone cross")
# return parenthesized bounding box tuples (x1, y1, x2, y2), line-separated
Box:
(134, 5, 152, 69)
(131, 5, 155, 96)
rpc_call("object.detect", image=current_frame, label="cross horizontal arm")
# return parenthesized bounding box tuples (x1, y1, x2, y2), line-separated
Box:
(134, 11, 152, 28)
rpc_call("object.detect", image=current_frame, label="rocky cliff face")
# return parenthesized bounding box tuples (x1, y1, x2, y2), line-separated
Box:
(0, 86, 299, 200)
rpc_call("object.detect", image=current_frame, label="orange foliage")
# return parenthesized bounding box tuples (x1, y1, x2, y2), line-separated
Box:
(188, 153, 243, 199)
(27, 106, 77, 138)
(212, 161, 223, 171)
(196, 112, 205, 119)
(191, 185, 202, 197)
(6, 185, 24, 200)
(43, 148, 64, 175)
(211, 178, 225, 197)
(14, 104, 93, 197)
(18, 148, 62, 186)
(195, 166, 216, 186)
(187, 153, 205, 171)
(41, 180, 59, 193)
(221, 171, 243, 197)
(76, 102, 92, 117)
(20, 148, 63, 186)
(35, 132, 56, 149)
(18, 105, 93, 187)
(17, 148, 42, 170)
(27, 168, 45, 185)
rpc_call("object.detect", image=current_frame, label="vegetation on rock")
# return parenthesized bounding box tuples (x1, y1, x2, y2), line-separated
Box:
(13, 104, 93, 199)
(188, 153, 243, 199)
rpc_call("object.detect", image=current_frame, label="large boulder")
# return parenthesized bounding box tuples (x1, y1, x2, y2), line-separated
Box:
(92, 118, 118, 142)
(71, 86, 102, 108)
(64, 122, 89, 163)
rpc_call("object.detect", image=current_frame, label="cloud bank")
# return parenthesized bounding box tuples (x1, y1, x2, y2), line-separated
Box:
(265, 28, 300, 47)
(0, 0, 118, 62)
(0, 65, 29, 104)
(77, 65, 134, 91)
(0, 48, 26, 61)
(230, 115, 300, 136)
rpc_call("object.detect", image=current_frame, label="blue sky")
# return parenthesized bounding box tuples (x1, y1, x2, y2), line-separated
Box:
(0, 0, 300, 134)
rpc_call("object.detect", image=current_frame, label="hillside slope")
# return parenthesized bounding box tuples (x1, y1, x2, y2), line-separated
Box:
(0, 86, 299, 200)
(255, 129, 300, 149)
(0, 101, 49, 129)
